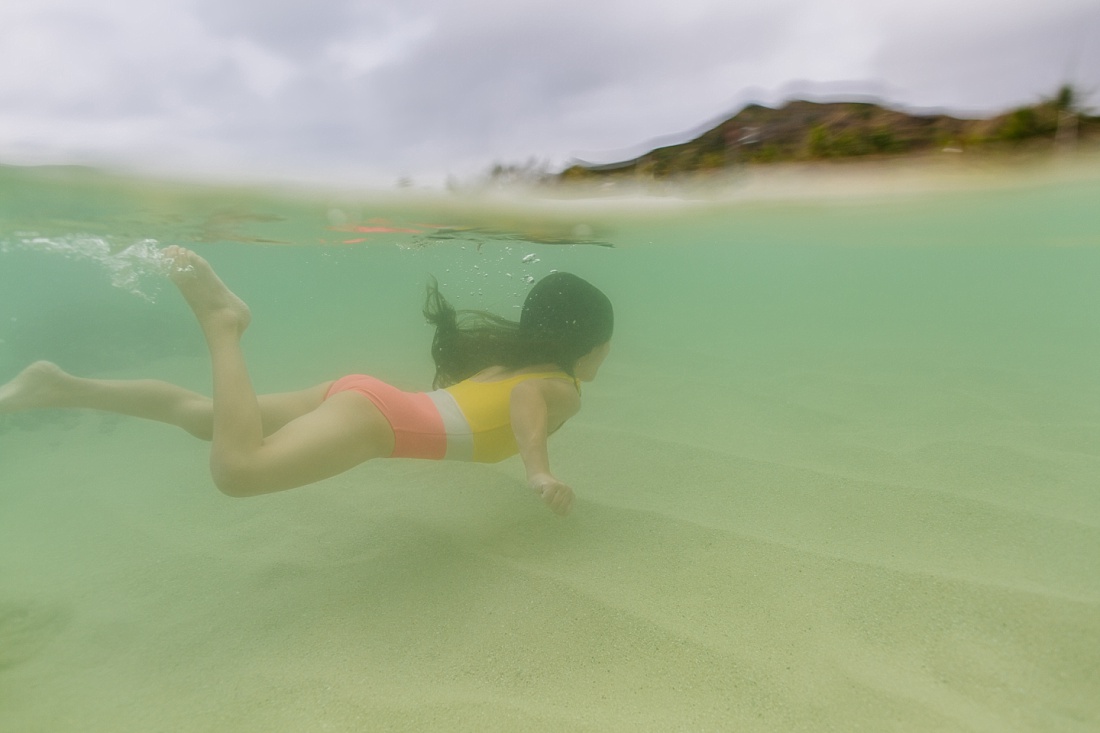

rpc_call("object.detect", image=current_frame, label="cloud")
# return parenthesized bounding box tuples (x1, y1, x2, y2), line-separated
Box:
(313, 0, 798, 172)
(0, 0, 1096, 183)
(869, 0, 1100, 113)
(192, 0, 365, 59)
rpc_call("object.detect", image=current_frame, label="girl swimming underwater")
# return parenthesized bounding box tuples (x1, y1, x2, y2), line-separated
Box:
(0, 247, 613, 515)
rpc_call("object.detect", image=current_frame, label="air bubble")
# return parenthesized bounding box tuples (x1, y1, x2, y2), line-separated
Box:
(4, 235, 168, 301)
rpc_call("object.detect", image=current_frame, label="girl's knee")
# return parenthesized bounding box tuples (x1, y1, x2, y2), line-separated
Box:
(179, 398, 214, 441)
(210, 459, 265, 497)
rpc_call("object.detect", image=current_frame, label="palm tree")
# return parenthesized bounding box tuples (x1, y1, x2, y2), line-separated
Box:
(1054, 84, 1079, 150)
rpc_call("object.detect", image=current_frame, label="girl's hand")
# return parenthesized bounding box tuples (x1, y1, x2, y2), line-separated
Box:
(528, 473, 574, 516)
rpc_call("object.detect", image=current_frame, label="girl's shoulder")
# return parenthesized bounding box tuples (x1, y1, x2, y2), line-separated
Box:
(468, 364, 577, 387)
(508, 370, 582, 423)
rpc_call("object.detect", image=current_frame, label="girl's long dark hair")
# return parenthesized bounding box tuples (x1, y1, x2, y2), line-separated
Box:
(423, 272, 613, 389)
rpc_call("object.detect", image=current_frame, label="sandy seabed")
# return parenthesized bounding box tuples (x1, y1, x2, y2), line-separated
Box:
(2, 159, 1100, 731)
(1, 345, 1097, 733)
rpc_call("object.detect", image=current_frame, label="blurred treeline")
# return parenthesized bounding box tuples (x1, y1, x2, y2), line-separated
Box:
(544, 84, 1097, 183)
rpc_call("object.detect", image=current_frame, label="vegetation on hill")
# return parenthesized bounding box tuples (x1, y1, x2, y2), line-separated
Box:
(555, 85, 1097, 183)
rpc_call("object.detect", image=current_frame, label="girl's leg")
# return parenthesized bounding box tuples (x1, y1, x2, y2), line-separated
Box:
(166, 246, 393, 496)
(0, 361, 332, 440)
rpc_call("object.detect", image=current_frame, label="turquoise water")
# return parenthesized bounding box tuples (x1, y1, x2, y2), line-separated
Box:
(2, 164, 1099, 731)
(3, 167, 1097, 390)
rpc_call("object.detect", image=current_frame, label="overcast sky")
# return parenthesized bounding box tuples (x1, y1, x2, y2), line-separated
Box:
(1, 0, 1097, 186)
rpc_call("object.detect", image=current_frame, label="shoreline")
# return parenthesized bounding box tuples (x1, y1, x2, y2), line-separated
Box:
(3, 150, 1099, 256)
(531, 145, 1100, 204)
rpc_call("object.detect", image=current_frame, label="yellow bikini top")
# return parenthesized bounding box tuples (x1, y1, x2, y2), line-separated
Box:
(443, 370, 579, 463)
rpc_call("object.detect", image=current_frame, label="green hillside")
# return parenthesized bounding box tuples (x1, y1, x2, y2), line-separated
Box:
(560, 86, 1098, 182)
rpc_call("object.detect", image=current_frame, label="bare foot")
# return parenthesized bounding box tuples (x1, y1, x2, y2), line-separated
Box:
(0, 361, 69, 413)
(163, 246, 251, 336)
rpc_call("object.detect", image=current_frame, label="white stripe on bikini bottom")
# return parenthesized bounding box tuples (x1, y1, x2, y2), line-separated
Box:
(425, 389, 474, 462)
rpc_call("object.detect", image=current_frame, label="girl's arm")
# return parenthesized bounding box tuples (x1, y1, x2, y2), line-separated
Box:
(510, 378, 581, 515)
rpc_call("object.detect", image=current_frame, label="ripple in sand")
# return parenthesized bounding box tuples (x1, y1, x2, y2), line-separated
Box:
(0, 599, 72, 670)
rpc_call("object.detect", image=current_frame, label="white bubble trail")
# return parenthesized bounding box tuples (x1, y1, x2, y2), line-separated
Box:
(1, 234, 171, 301)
